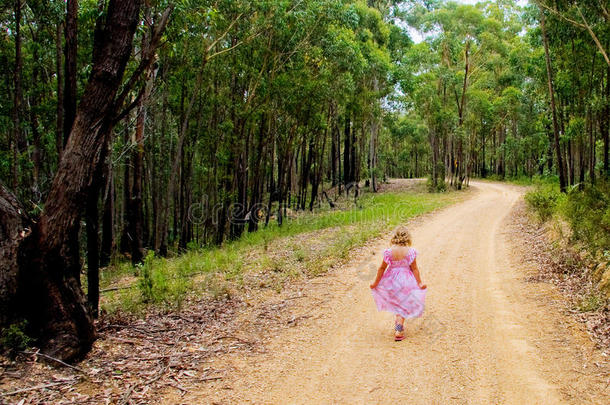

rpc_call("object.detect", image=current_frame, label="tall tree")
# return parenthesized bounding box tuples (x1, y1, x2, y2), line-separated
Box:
(0, 0, 172, 361)
(63, 0, 78, 146)
(539, 6, 567, 192)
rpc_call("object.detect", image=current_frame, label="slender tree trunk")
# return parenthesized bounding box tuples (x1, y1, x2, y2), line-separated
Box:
(566, 140, 575, 185)
(311, 122, 327, 211)
(56, 22, 65, 160)
(30, 37, 43, 191)
(12, 0, 24, 192)
(64, 0, 78, 146)
(154, 82, 169, 252)
(158, 64, 206, 252)
(100, 161, 114, 267)
(351, 123, 357, 183)
(130, 66, 154, 264)
(120, 123, 132, 255)
(540, 7, 567, 192)
(370, 85, 379, 191)
(601, 66, 610, 179)
(589, 111, 596, 183)
(343, 111, 351, 184)
(429, 129, 438, 188)
(85, 163, 103, 318)
(588, 52, 596, 183)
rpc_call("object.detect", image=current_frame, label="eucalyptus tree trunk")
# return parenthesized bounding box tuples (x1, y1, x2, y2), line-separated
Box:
(370, 79, 379, 192)
(600, 66, 610, 179)
(100, 164, 114, 268)
(64, 0, 78, 146)
(0, 0, 143, 362)
(343, 111, 351, 184)
(540, 7, 567, 192)
(12, 0, 23, 191)
(130, 66, 155, 264)
(55, 22, 64, 159)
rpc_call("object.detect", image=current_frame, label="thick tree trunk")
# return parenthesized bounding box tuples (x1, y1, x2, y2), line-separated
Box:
(0, 0, 143, 362)
(0, 186, 30, 326)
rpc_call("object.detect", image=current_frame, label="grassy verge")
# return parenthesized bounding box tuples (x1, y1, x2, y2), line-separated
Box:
(99, 184, 467, 314)
(479, 174, 560, 187)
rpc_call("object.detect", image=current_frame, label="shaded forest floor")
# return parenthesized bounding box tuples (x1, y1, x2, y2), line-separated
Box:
(0, 179, 467, 404)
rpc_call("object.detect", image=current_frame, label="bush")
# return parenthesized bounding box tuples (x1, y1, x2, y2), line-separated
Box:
(426, 176, 446, 193)
(563, 182, 610, 256)
(525, 186, 560, 221)
(139, 251, 167, 303)
(1, 321, 32, 354)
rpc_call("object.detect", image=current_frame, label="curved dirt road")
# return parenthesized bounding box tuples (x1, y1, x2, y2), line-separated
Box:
(167, 182, 608, 404)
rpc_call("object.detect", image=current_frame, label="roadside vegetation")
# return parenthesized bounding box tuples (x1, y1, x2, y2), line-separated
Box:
(524, 178, 610, 307)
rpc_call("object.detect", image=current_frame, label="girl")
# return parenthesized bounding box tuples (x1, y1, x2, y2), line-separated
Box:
(370, 226, 427, 341)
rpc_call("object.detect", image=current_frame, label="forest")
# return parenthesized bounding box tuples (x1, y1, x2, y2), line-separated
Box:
(0, 0, 608, 364)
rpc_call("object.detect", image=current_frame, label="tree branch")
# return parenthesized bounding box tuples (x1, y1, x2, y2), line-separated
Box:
(576, 5, 610, 67)
(113, 5, 173, 117)
(205, 13, 243, 54)
(536, 1, 586, 28)
(535, 1, 610, 67)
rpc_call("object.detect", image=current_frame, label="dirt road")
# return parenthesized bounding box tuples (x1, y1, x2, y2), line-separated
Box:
(167, 182, 608, 404)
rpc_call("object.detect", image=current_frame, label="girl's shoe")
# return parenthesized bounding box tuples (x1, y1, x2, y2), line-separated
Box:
(394, 323, 405, 341)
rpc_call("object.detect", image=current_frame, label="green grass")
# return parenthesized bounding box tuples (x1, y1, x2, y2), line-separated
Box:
(99, 187, 466, 314)
(481, 174, 560, 187)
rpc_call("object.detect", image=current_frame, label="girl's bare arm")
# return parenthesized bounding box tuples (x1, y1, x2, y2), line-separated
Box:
(370, 260, 388, 288)
(410, 259, 427, 289)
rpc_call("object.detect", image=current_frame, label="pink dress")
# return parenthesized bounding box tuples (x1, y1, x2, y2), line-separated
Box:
(371, 248, 426, 319)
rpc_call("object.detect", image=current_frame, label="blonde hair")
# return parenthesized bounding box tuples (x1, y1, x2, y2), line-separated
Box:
(391, 226, 412, 246)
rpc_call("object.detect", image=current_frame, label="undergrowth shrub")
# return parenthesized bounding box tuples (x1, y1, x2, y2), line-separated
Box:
(0, 321, 32, 354)
(138, 251, 168, 303)
(525, 185, 561, 221)
(426, 176, 446, 193)
(563, 182, 610, 257)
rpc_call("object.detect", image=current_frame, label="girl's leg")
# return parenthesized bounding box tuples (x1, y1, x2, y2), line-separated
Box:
(394, 314, 405, 341)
